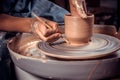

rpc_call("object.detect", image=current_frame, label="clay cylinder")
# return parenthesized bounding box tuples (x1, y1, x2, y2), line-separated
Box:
(65, 14, 94, 46)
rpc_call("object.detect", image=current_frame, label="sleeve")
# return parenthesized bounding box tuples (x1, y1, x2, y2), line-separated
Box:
(0, 0, 69, 23)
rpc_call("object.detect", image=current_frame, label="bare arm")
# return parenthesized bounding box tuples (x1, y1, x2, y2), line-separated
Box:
(0, 14, 61, 42)
(0, 14, 32, 33)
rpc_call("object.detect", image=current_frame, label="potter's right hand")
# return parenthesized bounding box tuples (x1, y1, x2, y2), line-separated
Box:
(71, 0, 87, 18)
(31, 18, 61, 42)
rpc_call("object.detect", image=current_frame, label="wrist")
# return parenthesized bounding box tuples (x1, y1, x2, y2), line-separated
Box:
(30, 18, 40, 38)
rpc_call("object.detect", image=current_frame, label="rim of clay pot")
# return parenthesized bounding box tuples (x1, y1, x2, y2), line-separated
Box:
(65, 13, 94, 18)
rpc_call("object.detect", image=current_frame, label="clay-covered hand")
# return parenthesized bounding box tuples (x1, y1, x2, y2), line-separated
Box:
(71, 0, 87, 18)
(31, 18, 61, 42)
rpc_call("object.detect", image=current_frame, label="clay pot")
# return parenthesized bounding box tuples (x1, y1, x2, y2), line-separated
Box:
(64, 14, 94, 46)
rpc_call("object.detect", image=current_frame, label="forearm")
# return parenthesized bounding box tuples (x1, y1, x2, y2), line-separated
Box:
(0, 14, 61, 42)
(0, 14, 32, 33)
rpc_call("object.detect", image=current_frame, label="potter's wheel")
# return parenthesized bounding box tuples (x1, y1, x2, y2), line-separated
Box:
(8, 32, 120, 80)
(38, 34, 120, 60)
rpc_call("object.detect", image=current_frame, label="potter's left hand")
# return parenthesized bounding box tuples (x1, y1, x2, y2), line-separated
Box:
(31, 18, 61, 42)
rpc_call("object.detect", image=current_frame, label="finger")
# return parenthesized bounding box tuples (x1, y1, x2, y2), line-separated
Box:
(37, 26, 55, 37)
(37, 22, 48, 36)
(36, 28, 61, 42)
(46, 21, 59, 31)
(38, 24, 59, 37)
(35, 28, 46, 40)
(34, 22, 46, 40)
(45, 33, 61, 42)
(36, 26, 61, 42)
(43, 29, 56, 37)
(77, 8, 87, 18)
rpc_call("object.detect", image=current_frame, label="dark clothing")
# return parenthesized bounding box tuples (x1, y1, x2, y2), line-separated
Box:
(0, 32, 11, 80)
(0, 0, 69, 23)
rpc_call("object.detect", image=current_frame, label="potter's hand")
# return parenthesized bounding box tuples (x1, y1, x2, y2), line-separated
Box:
(31, 18, 61, 42)
(71, 0, 87, 18)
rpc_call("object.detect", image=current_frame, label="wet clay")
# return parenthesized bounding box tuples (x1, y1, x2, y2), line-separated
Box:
(69, 0, 87, 18)
(64, 0, 94, 46)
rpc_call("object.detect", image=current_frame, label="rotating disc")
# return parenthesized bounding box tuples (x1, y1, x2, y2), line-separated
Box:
(38, 34, 120, 60)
